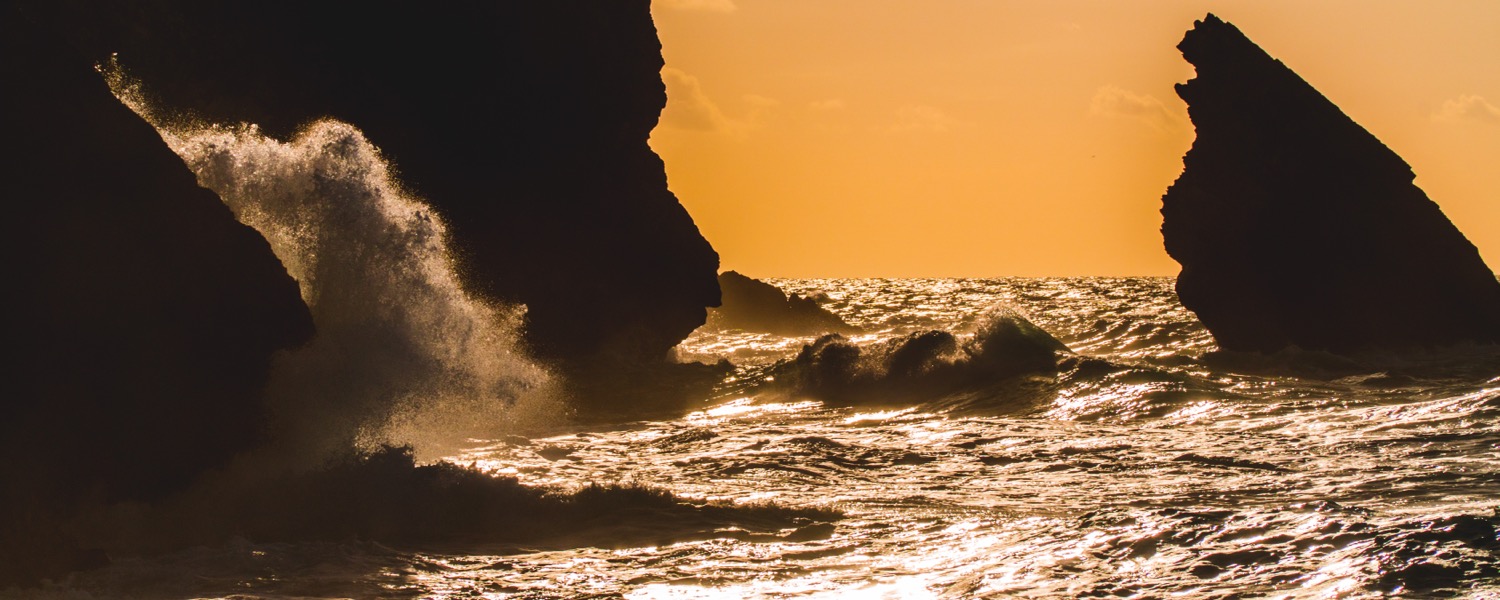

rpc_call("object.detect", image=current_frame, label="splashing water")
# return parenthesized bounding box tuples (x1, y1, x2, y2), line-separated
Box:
(108, 63, 559, 463)
(168, 121, 558, 461)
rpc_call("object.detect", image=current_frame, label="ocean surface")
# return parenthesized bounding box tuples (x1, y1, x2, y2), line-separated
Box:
(17, 276, 1500, 599)
(18, 96, 1499, 598)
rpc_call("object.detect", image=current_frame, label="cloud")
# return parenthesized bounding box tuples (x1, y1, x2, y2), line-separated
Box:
(656, 0, 736, 12)
(1090, 86, 1184, 131)
(660, 67, 734, 132)
(889, 105, 963, 133)
(1433, 94, 1500, 125)
(658, 67, 772, 137)
(809, 99, 846, 111)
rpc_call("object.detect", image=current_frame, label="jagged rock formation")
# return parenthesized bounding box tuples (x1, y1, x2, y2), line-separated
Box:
(21, 0, 721, 368)
(1162, 14, 1500, 353)
(1, 7, 313, 585)
(709, 271, 859, 336)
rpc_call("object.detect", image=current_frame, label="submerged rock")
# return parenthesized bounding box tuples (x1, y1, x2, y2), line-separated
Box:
(23, 0, 720, 369)
(1, 8, 312, 585)
(1162, 14, 1500, 352)
(709, 271, 859, 336)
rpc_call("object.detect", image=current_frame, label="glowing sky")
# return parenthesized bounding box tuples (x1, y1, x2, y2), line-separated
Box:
(648, 0, 1500, 277)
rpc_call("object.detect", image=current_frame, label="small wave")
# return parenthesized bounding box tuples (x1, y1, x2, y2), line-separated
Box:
(937, 502, 1500, 598)
(1045, 359, 1233, 422)
(16, 446, 838, 598)
(765, 306, 1069, 406)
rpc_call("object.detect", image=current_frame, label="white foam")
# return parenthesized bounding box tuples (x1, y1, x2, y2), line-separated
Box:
(108, 71, 561, 463)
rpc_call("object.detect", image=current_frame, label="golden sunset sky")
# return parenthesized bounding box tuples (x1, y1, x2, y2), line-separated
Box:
(648, 0, 1500, 277)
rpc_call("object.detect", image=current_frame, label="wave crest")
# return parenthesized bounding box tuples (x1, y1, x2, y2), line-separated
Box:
(161, 120, 558, 463)
(776, 306, 1070, 404)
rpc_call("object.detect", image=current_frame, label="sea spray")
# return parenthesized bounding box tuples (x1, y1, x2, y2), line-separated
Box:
(109, 65, 559, 463)
(168, 121, 558, 462)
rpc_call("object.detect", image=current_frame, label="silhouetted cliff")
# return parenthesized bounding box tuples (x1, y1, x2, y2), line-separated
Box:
(1162, 14, 1500, 352)
(23, 0, 721, 368)
(1, 7, 313, 584)
(709, 271, 859, 336)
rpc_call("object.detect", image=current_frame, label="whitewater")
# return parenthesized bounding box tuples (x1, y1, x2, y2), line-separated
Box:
(16, 275, 1497, 598)
(16, 91, 1497, 597)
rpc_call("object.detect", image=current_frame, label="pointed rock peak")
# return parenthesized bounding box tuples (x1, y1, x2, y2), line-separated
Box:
(1177, 13, 1278, 77)
(1160, 15, 1500, 353)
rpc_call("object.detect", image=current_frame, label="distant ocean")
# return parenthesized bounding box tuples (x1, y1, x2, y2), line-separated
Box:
(20, 275, 1499, 598)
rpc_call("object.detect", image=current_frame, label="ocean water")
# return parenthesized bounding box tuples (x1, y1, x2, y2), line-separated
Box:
(19, 277, 1500, 599)
(25, 90, 1499, 597)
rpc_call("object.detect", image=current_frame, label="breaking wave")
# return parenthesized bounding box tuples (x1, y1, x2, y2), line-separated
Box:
(105, 65, 561, 462)
(160, 119, 558, 463)
(768, 306, 1070, 406)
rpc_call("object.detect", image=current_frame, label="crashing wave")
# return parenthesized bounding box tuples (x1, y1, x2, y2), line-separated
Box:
(149, 119, 559, 464)
(768, 306, 1070, 405)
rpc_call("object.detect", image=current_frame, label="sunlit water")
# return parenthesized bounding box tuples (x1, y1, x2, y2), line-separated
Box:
(22, 277, 1500, 599)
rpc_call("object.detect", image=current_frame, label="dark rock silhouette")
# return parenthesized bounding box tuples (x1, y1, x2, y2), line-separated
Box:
(22, 0, 721, 368)
(709, 271, 860, 336)
(1, 7, 313, 585)
(94, 446, 838, 560)
(1162, 14, 1500, 353)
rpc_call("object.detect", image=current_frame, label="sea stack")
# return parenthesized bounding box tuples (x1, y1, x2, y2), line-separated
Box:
(23, 0, 720, 369)
(1161, 14, 1500, 353)
(709, 271, 859, 336)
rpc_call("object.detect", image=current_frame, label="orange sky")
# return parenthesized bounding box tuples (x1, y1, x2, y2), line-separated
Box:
(648, 0, 1500, 277)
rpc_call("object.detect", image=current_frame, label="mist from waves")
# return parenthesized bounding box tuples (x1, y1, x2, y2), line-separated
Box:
(110, 71, 559, 465)
(177, 122, 561, 462)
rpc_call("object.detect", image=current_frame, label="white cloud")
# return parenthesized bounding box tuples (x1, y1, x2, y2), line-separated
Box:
(1090, 85, 1184, 131)
(890, 105, 963, 133)
(1433, 94, 1500, 125)
(660, 67, 731, 132)
(658, 68, 773, 138)
(656, 0, 736, 12)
